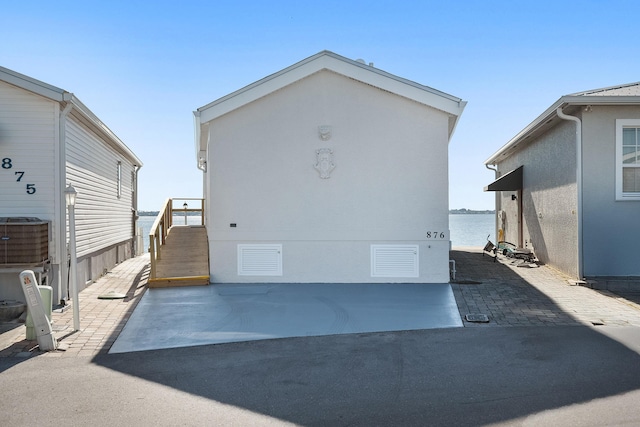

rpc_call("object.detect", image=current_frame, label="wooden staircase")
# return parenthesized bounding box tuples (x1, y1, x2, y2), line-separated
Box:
(148, 225, 209, 288)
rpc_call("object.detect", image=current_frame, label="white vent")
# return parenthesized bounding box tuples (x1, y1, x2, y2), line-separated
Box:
(238, 244, 282, 276)
(371, 245, 419, 278)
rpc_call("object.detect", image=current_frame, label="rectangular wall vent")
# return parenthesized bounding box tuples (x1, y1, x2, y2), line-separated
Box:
(371, 245, 419, 278)
(238, 244, 283, 276)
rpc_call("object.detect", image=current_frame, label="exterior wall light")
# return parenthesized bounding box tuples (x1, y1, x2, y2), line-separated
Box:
(65, 184, 77, 207)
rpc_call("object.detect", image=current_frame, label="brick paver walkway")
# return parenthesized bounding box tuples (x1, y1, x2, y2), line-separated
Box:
(0, 254, 149, 358)
(450, 247, 640, 327)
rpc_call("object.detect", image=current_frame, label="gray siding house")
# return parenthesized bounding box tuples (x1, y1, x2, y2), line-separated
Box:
(0, 66, 142, 304)
(195, 51, 466, 284)
(485, 82, 640, 288)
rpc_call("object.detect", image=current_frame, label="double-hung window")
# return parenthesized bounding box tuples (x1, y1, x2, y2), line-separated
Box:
(616, 119, 640, 200)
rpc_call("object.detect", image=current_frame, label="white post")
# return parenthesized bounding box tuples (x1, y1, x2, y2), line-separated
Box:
(183, 202, 188, 225)
(65, 185, 80, 331)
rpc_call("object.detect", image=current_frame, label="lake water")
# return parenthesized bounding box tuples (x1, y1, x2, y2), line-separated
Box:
(137, 215, 203, 252)
(136, 213, 494, 251)
(448, 214, 494, 247)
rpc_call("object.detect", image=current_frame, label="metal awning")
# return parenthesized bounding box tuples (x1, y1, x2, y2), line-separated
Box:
(484, 166, 523, 191)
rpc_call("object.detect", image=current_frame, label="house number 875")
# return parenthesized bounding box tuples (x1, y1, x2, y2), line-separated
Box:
(2, 157, 36, 194)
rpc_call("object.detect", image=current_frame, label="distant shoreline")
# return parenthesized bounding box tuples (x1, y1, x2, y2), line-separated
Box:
(449, 209, 494, 215)
(139, 209, 495, 216)
(138, 211, 200, 216)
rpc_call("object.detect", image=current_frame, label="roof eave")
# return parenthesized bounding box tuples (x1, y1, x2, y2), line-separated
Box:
(484, 95, 640, 166)
(1, 66, 142, 167)
(484, 98, 566, 165)
(564, 95, 640, 105)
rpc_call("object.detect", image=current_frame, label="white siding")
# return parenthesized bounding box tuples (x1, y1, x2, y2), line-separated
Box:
(0, 81, 57, 220)
(207, 70, 451, 283)
(0, 81, 58, 301)
(65, 116, 134, 258)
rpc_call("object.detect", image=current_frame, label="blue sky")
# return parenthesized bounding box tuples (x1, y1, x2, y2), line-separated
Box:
(3, 1, 639, 210)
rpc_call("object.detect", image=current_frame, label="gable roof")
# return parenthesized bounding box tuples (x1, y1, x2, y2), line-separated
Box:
(569, 81, 640, 97)
(485, 81, 640, 165)
(194, 51, 466, 154)
(0, 66, 142, 167)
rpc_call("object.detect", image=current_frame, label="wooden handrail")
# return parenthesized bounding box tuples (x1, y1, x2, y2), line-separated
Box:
(149, 198, 205, 279)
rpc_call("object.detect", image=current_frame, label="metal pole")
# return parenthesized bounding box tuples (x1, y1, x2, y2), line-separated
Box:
(183, 202, 188, 225)
(68, 203, 80, 331)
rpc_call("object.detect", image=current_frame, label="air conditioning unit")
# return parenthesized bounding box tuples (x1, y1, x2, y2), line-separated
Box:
(0, 217, 50, 265)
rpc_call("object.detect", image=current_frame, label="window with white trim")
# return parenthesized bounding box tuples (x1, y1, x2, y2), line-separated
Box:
(616, 119, 640, 200)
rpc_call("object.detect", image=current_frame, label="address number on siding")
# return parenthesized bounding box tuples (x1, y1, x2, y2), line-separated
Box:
(2, 158, 36, 194)
(426, 231, 447, 239)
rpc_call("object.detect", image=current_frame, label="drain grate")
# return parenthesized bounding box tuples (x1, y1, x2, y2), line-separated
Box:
(465, 314, 490, 323)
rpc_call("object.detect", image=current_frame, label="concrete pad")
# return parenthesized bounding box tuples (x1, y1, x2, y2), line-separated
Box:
(110, 283, 462, 353)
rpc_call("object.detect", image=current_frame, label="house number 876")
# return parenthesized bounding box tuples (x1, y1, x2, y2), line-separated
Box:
(2, 157, 36, 194)
(426, 231, 446, 239)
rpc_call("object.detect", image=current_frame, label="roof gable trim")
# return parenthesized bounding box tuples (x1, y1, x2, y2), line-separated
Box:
(196, 51, 465, 125)
(0, 66, 70, 102)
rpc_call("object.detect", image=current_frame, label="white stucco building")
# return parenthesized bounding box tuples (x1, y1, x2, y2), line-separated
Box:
(485, 82, 640, 287)
(0, 66, 142, 304)
(194, 51, 466, 283)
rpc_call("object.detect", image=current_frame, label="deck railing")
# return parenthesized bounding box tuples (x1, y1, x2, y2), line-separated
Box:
(149, 198, 205, 279)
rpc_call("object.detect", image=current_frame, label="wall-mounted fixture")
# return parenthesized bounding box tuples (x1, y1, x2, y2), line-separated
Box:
(198, 150, 207, 171)
(511, 194, 517, 201)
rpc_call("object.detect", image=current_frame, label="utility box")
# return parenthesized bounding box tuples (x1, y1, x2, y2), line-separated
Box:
(0, 217, 49, 265)
(25, 285, 53, 340)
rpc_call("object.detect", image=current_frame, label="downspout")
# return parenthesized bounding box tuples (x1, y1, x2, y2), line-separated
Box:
(194, 111, 208, 227)
(58, 100, 73, 303)
(556, 107, 583, 280)
(194, 111, 205, 172)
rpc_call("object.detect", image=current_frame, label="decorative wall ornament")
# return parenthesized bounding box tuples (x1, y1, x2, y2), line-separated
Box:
(318, 125, 332, 141)
(314, 148, 335, 179)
